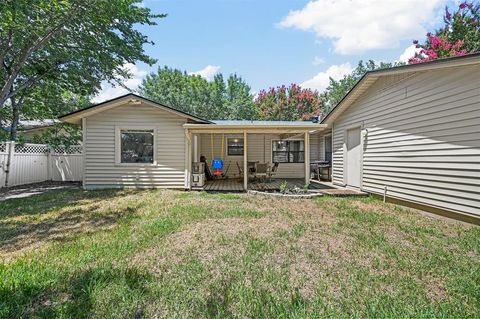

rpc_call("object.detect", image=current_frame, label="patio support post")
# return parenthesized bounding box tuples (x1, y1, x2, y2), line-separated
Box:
(243, 131, 247, 191)
(304, 131, 310, 185)
(185, 130, 192, 190)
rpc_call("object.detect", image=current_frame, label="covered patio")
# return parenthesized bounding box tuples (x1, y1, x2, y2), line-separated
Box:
(204, 178, 315, 192)
(183, 121, 330, 191)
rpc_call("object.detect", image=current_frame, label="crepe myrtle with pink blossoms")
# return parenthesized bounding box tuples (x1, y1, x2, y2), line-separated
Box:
(255, 84, 323, 121)
(409, 1, 480, 64)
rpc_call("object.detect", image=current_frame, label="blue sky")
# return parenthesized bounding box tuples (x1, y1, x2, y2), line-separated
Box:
(94, 0, 456, 102)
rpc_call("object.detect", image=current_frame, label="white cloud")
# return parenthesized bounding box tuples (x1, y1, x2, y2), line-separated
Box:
(92, 63, 147, 103)
(398, 44, 421, 63)
(279, 0, 444, 54)
(189, 65, 221, 81)
(312, 56, 325, 66)
(301, 63, 353, 92)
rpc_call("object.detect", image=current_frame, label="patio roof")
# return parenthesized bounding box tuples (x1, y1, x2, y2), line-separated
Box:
(184, 122, 328, 134)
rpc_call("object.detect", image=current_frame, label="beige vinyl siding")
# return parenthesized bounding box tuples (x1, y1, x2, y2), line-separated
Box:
(198, 133, 324, 179)
(84, 103, 187, 189)
(332, 65, 480, 216)
(310, 133, 324, 161)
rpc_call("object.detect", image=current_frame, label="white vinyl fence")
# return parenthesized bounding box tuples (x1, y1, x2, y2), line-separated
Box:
(0, 142, 83, 188)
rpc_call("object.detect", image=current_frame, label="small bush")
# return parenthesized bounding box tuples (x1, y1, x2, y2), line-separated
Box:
(279, 181, 289, 194)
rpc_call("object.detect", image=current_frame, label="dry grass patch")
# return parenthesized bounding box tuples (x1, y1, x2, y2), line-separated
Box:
(1, 189, 479, 318)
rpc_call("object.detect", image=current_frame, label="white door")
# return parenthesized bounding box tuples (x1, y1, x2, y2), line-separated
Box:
(346, 127, 361, 188)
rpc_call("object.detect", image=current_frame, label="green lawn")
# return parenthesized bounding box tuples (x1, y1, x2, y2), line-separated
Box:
(0, 188, 479, 318)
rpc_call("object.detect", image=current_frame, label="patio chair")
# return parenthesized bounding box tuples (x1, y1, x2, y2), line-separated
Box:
(236, 161, 243, 179)
(255, 163, 268, 182)
(267, 162, 279, 182)
(247, 161, 257, 181)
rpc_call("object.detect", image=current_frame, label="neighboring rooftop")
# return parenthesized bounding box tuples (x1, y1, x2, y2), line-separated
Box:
(2, 119, 59, 132)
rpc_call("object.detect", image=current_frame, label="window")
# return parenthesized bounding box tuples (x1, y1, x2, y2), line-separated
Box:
(324, 135, 332, 163)
(119, 129, 154, 164)
(272, 140, 304, 163)
(227, 138, 244, 156)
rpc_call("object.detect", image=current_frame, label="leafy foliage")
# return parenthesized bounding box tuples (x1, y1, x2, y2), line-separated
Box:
(30, 123, 82, 147)
(0, 0, 163, 140)
(255, 84, 323, 121)
(409, 1, 480, 63)
(139, 66, 256, 120)
(323, 60, 401, 112)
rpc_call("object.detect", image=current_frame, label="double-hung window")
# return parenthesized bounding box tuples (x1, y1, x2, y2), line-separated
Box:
(117, 129, 155, 164)
(272, 140, 304, 163)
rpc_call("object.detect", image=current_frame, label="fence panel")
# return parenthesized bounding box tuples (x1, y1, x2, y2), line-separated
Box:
(0, 142, 83, 187)
(10, 143, 49, 187)
(51, 145, 83, 182)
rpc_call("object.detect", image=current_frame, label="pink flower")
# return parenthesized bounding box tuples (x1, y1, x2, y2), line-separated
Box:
(445, 8, 452, 20)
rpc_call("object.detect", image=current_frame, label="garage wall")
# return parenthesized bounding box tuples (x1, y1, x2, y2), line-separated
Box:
(332, 65, 480, 216)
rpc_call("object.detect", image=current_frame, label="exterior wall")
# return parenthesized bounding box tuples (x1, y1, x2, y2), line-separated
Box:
(198, 132, 326, 179)
(332, 65, 480, 216)
(84, 103, 187, 189)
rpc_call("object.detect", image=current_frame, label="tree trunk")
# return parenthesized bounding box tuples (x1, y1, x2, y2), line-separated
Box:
(9, 96, 19, 141)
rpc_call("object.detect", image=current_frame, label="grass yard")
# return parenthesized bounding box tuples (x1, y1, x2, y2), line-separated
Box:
(0, 188, 479, 318)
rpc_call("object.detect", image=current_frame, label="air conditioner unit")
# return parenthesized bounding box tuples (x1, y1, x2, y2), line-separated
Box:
(191, 173, 205, 187)
(192, 162, 205, 174)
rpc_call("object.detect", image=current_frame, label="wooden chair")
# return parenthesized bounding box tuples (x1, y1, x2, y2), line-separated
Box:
(255, 163, 268, 182)
(267, 162, 279, 182)
(236, 161, 243, 179)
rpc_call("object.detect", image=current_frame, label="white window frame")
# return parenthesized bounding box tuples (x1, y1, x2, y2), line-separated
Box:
(226, 137, 244, 157)
(115, 126, 157, 166)
(271, 139, 305, 164)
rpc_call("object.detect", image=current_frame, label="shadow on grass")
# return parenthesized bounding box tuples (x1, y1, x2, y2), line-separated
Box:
(0, 188, 144, 255)
(1, 265, 152, 319)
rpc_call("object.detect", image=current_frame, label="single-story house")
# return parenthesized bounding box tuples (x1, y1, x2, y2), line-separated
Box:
(60, 53, 480, 222)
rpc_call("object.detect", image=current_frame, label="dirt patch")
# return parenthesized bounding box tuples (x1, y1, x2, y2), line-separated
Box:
(133, 198, 343, 300)
(133, 213, 299, 270)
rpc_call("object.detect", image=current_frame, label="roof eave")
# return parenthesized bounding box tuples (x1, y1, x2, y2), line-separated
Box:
(321, 53, 480, 125)
(58, 93, 212, 125)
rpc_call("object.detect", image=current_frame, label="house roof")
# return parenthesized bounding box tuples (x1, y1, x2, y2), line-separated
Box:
(321, 52, 480, 125)
(2, 119, 59, 132)
(59, 93, 212, 124)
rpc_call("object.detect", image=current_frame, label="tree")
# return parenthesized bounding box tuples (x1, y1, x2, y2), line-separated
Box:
(139, 67, 256, 120)
(409, 1, 480, 64)
(255, 84, 323, 121)
(0, 0, 163, 139)
(323, 60, 401, 112)
(225, 74, 256, 120)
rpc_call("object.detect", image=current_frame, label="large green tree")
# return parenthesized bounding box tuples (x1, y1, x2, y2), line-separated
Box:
(139, 66, 256, 120)
(0, 0, 163, 140)
(323, 60, 401, 112)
